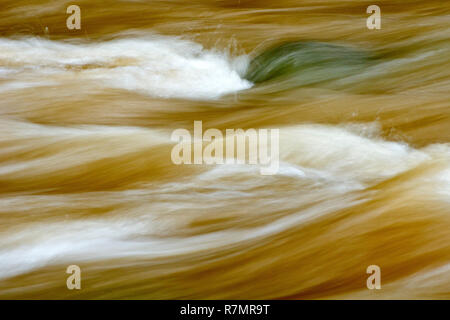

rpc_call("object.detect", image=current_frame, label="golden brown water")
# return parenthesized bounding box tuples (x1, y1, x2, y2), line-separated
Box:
(0, 0, 449, 299)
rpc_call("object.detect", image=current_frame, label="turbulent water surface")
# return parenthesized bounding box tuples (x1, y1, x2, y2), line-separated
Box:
(0, 0, 449, 299)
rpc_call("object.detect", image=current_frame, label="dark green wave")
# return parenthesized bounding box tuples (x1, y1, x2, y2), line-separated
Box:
(245, 41, 375, 90)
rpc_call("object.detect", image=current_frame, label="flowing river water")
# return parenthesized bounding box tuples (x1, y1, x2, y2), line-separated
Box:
(0, 0, 449, 299)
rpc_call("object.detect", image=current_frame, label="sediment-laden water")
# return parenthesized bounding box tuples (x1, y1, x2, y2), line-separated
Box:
(0, 0, 449, 299)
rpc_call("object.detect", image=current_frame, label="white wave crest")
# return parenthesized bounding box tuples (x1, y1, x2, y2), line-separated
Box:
(0, 36, 252, 99)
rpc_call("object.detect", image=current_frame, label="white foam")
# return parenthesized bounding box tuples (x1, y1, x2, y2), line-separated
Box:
(279, 124, 431, 183)
(0, 36, 252, 99)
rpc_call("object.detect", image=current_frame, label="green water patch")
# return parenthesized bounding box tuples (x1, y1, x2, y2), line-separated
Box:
(244, 41, 375, 91)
